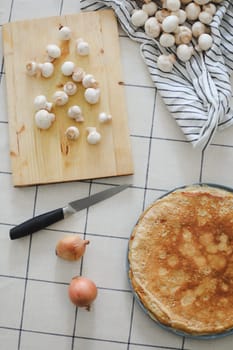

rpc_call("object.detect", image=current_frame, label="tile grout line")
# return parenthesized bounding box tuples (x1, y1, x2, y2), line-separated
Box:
(61, 4, 76, 347)
(0, 274, 133, 295)
(199, 148, 205, 183)
(59, 0, 64, 15)
(8, 0, 15, 22)
(0, 64, 4, 84)
(143, 87, 158, 203)
(17, 185, 39, 350)
(70, 180, 92, 350)
(127, 86, 158, 350)
(3, 1, 23, 348)
(1, 325, 190, 350)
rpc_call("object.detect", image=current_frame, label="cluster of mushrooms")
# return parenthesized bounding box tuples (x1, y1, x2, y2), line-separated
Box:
(131, 0, 223, 72)
(26, 26, 112, 145)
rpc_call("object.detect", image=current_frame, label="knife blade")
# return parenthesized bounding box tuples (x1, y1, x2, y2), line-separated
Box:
(9, 184, 129, 240)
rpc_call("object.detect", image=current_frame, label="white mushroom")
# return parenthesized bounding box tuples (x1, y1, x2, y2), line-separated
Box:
(192, 21, 207, 37)
(25, 61, 39, 76)
(157, 54, 176, 72)
(76, 38, 90, 56)
(142, 2, 157, 16)
(98, 112, 112, 123)
(58, 26, 72, 40)
(185, 3, 201, 21)
(131, 9, 148, 27)
(162, 15, 179, 33)
(194, 0, 210, 4)
(63, 81, 77, 96)
(144, 17, 161, 38)
(156, 9, 171, 23)
(203, 3, 217, 15)
(65, 126, 80, 140)
(35, 109, 55, 129)
(46, 44, 61, 60)
(175, 26, 192, 45)
(34, 95, 53, 112)
(198, 11, 213, 25)
(52, 91, 69, 106)
(165, 0, 181, 11)
(86, 127, 101, 145)
(72, 67, 86, 82)
(176, 44, 194, 62)
(38, 62, 54, 78)
(67, 105, 84, 122)
(159, 33, 175, 47)
(171, 9, 187, 24)
(84, 88, 100, 104)
(197, 33, 213, 51)
(61, 61, 75, 76)
(82, 74, 98, 88)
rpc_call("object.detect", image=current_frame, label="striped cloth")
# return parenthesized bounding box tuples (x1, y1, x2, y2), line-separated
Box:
(80, 0, 233, 148)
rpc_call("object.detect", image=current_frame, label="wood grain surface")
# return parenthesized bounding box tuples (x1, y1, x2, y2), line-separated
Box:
(3, 10, 133, 186)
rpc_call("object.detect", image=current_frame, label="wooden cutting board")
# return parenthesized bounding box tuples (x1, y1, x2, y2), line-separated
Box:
(2, 10, 133, 186)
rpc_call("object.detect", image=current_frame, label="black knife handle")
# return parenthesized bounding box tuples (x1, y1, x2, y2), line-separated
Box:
(9, 208, 64, 240)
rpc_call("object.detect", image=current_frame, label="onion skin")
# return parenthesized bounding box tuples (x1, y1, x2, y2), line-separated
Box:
(55, 235, 90, 261)
(68, 276, 98, 310)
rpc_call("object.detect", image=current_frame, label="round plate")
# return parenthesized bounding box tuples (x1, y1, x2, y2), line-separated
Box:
(127, 183, 233, 339)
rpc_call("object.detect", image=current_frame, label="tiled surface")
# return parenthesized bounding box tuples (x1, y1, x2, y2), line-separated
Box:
(1, 1, 233, 350)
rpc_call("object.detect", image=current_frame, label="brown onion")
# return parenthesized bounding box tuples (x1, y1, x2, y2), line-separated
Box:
(55, 234, 90, 261)
(68, 276, 98, 310)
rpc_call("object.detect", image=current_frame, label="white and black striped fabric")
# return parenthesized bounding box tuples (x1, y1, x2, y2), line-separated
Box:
(80, 0, 233, 148)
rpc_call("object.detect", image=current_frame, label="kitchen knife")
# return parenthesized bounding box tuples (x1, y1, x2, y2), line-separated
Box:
(9, 184, 129, 240)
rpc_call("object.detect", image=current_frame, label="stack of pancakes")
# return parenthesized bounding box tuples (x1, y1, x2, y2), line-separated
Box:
(128, 185, 233, 336)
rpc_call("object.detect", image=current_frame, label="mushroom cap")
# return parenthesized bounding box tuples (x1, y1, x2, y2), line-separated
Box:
(63, 81, 78, 96)
(99, 112, 112, 123)
(144, 17, 161, 38)
(176, 44, 194, 62)
(157, 54, 175, 72)
(198, 33, 213, 50)
(52, 91, 69, 106)
(142, 2, 157, 16)
(162, 15, 179, 33)
(67, 105, 84, 121)
(131, 9, 148, 27)
(46, 44, 61, 58)
(86, 127, 101, 144)
(65, 126, 80, 140)
(61, 61, 75, 76)
(82, 74, 98, 88)
(195, 0, 209, 4)
(166, 0, 181, 12)
(26, 61, 39, 76)
(84, 88, 100, 104)
(39, 62, 54, 78)
(159, 33, 175, 47)
(72, 67, 85, 82)
(34, 95, 47, 110)
(199, 11, 213, 25)
(192, 21, 207, 37)
(68, 105, 82, 115)
(185, 3, 201, 21)
(58, 26, 72, 40)
(76, 41, 90, 56)
(35, 110, 55, 129)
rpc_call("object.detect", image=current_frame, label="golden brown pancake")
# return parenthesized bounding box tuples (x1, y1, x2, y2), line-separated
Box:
(128, 185, 233, 336)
